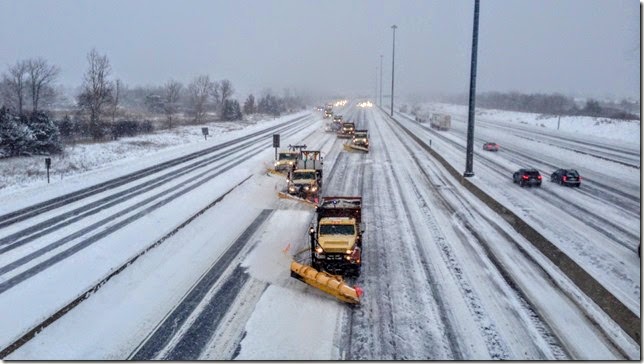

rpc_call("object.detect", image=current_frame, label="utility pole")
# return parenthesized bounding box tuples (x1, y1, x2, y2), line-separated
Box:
(379, 54, 383, 108)
(390, 25, 397, 117)
(464, 0, 480, 178)
(375, 66, 379, 103)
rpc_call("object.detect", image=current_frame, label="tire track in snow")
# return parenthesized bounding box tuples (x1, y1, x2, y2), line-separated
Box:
(130, 209, 273, 360)
(390, 112, 635, 356)
(344, 107, 457, 359)
(0, 176, 253, 359)
(378, 108, 514, 359)
(391, 113, 576, 358)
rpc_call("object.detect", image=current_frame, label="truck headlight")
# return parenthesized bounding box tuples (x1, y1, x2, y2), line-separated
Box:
(311, 186, 318, 192)
(315, 246, 324, 253)
(345, 249, 352, 254)
(288, 186, 296, 192)
(304, 186, 310, 191)
(274, 162, 279, 166)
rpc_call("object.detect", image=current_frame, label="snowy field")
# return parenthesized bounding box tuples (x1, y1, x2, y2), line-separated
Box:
(0, 113, 298, 195)
(410, 102, 640, 148)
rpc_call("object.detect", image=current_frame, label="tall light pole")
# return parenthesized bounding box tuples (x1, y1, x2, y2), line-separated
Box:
(464, 0, 480, 177)
(379, 54, 383, 108)
(390, 25, 397, 117)
(375, 66, 379, 103)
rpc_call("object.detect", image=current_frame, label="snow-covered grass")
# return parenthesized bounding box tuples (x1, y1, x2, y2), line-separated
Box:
(411, 102, 641, 148)
(0, 114, 288, 195)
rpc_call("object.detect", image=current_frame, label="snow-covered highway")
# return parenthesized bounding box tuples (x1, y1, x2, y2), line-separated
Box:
(0, 103, 639, 360)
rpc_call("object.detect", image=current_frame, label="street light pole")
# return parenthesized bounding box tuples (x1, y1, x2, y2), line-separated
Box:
(390, 25, 397, 117)
(375, 66, 379, 103)
(379, 54, 383, 108)
(464, 0, 480, 177)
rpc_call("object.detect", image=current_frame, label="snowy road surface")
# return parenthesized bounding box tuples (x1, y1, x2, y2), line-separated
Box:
(0, 103, 639, 359)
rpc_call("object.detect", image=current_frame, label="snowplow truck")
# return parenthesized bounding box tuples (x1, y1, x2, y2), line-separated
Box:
(348, 129, 369, 152)
(337, 122, 355, 139)
(285, 151, 323, 201)
(430, 113, 451, 131)
(310, 196, 363, 277)
(324, 104, 333, 118)
(273, 150, 299, 173)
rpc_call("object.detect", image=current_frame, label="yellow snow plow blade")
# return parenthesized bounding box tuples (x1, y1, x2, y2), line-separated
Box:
(277, 191, 318, 207)
(290, 261, 362, 305)
(343, 143, 369, 153)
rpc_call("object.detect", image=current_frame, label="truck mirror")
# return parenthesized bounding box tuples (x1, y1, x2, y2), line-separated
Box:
(359, 223, 366, 233)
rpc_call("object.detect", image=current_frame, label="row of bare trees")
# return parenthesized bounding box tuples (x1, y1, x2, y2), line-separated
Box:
(1, 58, 59, 114)
(2, 48, 308, 146)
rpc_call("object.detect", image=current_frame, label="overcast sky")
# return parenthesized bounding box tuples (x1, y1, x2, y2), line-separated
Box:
(0, 0, 639, 100)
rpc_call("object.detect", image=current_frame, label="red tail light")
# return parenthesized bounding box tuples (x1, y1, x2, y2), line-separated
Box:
(537, 175, 542, 180)
(563, 176, 567, 181)
(579, 176, 582, 181)
(522, 175, 529, 180)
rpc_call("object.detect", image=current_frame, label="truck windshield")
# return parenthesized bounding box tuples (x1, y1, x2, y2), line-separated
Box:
(278, 153, 298, 160)
(320, 224, 355, 235)
(292, 171, 316, 180)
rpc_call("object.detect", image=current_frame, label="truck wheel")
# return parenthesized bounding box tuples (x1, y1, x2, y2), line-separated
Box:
(353, 266, 361, 277)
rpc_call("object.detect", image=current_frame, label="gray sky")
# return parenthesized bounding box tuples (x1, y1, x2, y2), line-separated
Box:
(0, 0, 639, 100)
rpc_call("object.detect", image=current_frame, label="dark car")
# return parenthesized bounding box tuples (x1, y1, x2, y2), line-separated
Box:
(513, 168, 542, 187)
(482, 142, 500, 151)
(550, 168, 581, 187)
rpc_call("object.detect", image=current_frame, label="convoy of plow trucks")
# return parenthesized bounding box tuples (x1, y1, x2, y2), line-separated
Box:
(271, 101, 371, 305)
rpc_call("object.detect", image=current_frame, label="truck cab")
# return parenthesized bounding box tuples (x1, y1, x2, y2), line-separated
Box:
(287, 169, 320, 199)
(352, 130, 369, 148)
(310, 197, 363, 277)
(324, 104, 334, 118)
(338, 122, 355, 139)
(274, 151, 299, 172)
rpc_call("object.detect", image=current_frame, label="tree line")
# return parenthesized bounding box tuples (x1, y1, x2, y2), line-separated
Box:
(439, 91, 639, 120)
(0, 49, 307, 158)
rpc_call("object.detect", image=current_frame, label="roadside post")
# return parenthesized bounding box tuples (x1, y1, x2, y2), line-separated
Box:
(201, 127, 209, 140)
(273, 134, 280, 160)
(45, 157, 51, 184)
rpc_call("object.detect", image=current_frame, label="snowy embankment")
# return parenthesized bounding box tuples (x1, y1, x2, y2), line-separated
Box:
(415, 102, 640, 148)
(0, 112, 308, 214)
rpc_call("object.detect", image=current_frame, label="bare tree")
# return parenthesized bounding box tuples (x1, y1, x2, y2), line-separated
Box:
(26, 58, 60, 113)
(220, 79, 234, 105)
(163, 80, 182, 128)
(187, 75, 213, 123)
(210, 81, 221, 109)
(77, 49, 113, 139)
(1, 60, 29, 114)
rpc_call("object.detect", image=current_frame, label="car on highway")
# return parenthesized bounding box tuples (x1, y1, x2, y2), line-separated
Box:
(550, 168, 581, 187)
(482, 142, 500, 152)
(513, 168, 542, 187)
